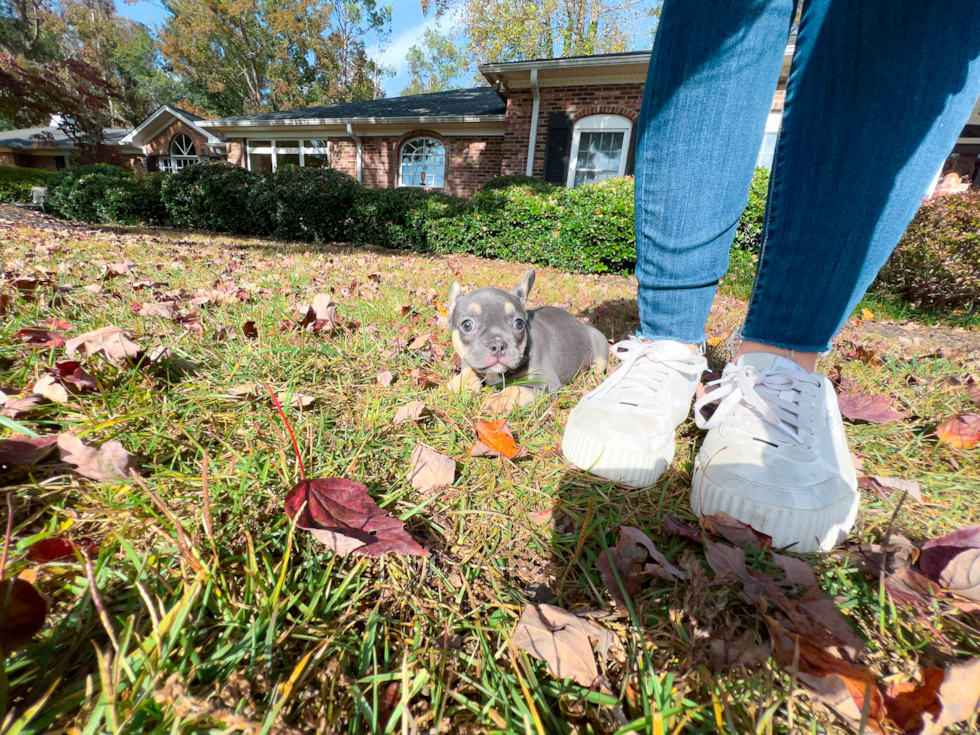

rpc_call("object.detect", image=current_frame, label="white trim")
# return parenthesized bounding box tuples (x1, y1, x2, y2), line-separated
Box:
(120, 105, 224, 149)
(245, 138, 334, 172)
(199, 114, 507, 131)
(480, 53, 653, 75)
(566, 114, 632, 188)
(526, 69, 540, 177)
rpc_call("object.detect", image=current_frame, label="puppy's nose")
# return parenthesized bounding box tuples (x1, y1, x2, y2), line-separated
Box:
(488, 339, 506, 356)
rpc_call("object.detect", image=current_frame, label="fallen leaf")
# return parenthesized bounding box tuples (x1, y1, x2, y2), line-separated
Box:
(885, 567, 944, 606)
(700, 511, 771, 548)
(850, 453, 866, 473)
(662, 513, 704, 544)
(772, 553, 817, 588)
(26, 537, 96, 562)
(57, 433, 137, 482)
(32, 374, 70, 403)
(0, 434, 58, 466)
(139, 301, 176, 319)
(48, 361, 97, 392)
(284, 477, 429, 557)
(511, 604, 610, 689)
(242, 321, 258, 340)
(859, 475, 923, 503)
(276, 392, 314, 409)
(0, 578, 48, 652)
(13, 327, 66, 348)
(407, 444, 455, 491)
(377, 370, 394, 387)
(920, 525, 980, 601)
(64, 327, 141, 366)
(527, 508, 554, 525)
(910, 658, 980, 735)
(1, 393, 41, 418)
(709, 629, 770, 668)
(213, 325, 237, 341)
(936, 414, 980, 449)
(837, 392, 905, 424)
(596, 525, 685, 612)
(473, 419, 528, 459)
(393, 401, 424, 424)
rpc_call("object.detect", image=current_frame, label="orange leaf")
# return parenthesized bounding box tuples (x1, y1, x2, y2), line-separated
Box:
(474, 419, 526, 459)
(936, 414, 980, 449)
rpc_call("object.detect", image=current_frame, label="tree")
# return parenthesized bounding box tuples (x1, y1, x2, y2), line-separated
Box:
(420, 0, 641, 65)
(159, 0, 393, 114)
(0, 0, 119, 157)
(400, 28, 465, 96)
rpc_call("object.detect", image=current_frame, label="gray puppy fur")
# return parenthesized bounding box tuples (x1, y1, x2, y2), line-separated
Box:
(448, 269, 608, 406)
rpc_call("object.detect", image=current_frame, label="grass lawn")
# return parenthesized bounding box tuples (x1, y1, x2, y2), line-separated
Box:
(1, 208, 979, 734)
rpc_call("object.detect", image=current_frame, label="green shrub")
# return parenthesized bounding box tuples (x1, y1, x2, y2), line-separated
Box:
(348, 187, 433, 248)
(480, 174, 554, 195)
(161, 163, 259, 235)
(876, 191, 980, 310)
(49, 163, 132, 220)
(249, 167, 362, 242)
(100, 173, 170, 226)
(0, 166, 56, 203)
(425, 177, 635, 273)
(733, 167, 770, 253)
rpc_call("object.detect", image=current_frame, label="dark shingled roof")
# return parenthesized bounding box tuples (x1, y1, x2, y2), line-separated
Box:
(209, 87, 506, 124)
(0, 126, 130, 149)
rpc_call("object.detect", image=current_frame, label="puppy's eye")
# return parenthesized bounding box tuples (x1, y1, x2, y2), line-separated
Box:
(460, 319, 475, 333)
(513, 318, 526, 331)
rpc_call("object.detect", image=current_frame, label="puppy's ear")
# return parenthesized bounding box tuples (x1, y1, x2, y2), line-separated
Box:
(449, 280, 464, 318)
(510, 269, 535, 305)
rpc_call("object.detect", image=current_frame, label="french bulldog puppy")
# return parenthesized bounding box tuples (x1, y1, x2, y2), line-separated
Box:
(447, 269, 609, 407)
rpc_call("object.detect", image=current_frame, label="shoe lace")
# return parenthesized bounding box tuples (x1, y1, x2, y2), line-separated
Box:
(693, 364, 821, 445)
(592, 340, 707, 406)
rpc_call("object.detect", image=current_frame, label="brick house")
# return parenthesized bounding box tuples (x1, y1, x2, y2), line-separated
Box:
(3, 46, 978, 198)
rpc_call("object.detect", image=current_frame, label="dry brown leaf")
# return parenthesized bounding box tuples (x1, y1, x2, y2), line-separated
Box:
(772, 552, 817, 588)
(837, 392, 906, 424)
(65, 327, 141, 366)
(407, 444, 455, 492)
(276, 392, 314, 409)
(393, 401, 424, 425)
(32, 374, 70, 403)
(511, 605, 609, 689)
(701, 511, 772, 548)
(595, 525, 685, 612)
(139, 301, 176, 319)
(377, 370, 394, 387)
(57, 433, 137, 482)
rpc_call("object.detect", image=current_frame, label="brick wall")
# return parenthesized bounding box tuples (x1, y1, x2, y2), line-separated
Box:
(501, 83, 645, 177)
(146, 121, 214, 157)
(227, 139, 246, 167)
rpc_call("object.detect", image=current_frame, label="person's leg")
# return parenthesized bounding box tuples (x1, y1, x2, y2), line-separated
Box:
(562, 0, 795, 488)
(634, 0, 796, 346)
(693, 0, 980, 552)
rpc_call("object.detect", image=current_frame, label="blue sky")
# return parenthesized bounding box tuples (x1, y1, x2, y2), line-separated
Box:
(117, 0, 652, 98)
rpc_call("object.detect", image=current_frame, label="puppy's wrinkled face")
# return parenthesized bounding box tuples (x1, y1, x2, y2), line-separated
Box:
(449, 270, 534, 377)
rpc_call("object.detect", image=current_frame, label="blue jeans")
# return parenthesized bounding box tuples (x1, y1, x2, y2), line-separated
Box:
(635, 0, 980, 352)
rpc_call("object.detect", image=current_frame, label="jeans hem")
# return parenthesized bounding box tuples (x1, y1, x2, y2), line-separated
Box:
(737, 333, 832, 354)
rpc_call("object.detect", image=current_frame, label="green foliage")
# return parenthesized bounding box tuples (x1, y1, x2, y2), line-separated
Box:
(0, 165, 56, 203)
(876, 191, 980, 310)
(48, 163, 133, 221)
(100, 172, 170, 226)
(249, 167, 362, 242)
(400, 28, 466, 96)
(733, 167, 770, 253)
(480, 174, 555, 194)
(160, 162, 259, 234)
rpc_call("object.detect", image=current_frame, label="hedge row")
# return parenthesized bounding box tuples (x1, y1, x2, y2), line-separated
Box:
(0, 166, 57, 203)
(40, 162, 979, 309)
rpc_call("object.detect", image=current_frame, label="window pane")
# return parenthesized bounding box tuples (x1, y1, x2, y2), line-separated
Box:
(305, 139, 329, 150)
(250, 153, 272, 173)
(249, 140, 272, 148)
(277, 153, 300, 169)
(304, 151, 330, 168)
(275, 144, 300, 153)
(400, 137, 446, 187)
(572, 131, 624, 187)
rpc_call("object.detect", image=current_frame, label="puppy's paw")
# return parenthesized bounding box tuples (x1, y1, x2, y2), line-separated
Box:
(447, 367, 482, 395)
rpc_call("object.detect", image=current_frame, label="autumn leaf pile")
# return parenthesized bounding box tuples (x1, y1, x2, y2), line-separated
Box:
(0, 208, 979, 734)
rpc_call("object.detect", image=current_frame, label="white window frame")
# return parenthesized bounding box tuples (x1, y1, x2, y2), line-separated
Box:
(566, 114, 632, 188)
(161, 133, 200, 173)
(246, 139, 332, 172)
(399, 137, 446, 188)
(756, 112, 782, 169)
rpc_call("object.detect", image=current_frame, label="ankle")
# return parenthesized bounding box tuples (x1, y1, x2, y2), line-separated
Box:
(734, 340, 819, 372)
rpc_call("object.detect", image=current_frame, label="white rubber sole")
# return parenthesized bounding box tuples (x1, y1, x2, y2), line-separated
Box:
(690, 457, 860, 553)
(562, 411, 674, 488)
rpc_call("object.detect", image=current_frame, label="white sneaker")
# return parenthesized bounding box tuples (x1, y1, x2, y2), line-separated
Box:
(691, 353, 859, 553)
(562, 340, 707, 488)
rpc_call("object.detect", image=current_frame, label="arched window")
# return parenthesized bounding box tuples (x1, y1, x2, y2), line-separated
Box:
(400, 137, 445, 188)
(160, 133, 200, 173)
(567, 114, 632, 187)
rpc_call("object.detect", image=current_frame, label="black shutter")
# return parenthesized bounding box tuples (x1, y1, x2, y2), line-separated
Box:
(543, 112, 573, 186)
(625, 122, 638, 177)
(147, 155, 159, 173)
